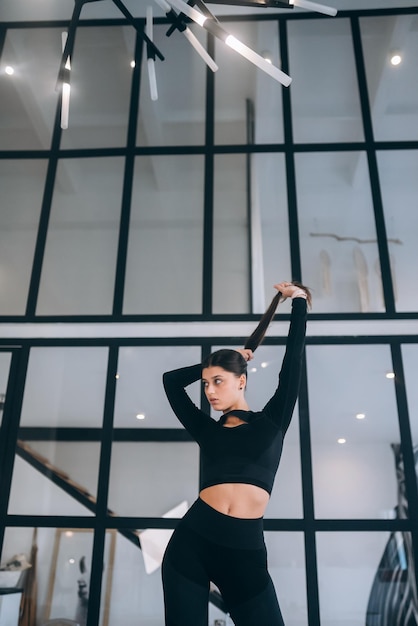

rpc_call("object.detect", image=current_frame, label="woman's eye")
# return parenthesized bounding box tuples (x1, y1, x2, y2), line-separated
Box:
(215, 378, 222, 385)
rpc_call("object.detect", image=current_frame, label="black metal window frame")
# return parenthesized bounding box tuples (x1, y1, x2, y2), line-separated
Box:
(0, 7, 418, 323)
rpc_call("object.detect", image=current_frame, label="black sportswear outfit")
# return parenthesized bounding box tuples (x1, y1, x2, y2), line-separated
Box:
(162, 297, 307, 626)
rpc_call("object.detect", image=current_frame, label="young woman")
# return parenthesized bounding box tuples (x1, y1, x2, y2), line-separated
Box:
(162, 281, 310, 626)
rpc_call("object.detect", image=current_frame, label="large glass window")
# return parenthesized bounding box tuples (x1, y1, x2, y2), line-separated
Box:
(307, 345, 401, 519)
(109, 346, 201, 516)
(296, 152, 382, 313)
(60, 26, 135, 149)
(214, 21, 284, 145)
(401, 344, 418, 443)
(361, 14, 418, 141)
(36, 157, 124, 315)
(0, 160, 47, 315)
(317, 532, 396, 626)
(8, 347, 108, 516)
(377, 150, 418, 312)
(0, 29, 60, 150)
(137, 24, 207, 146)
(123, 155, 204, 314)
(288, 18, 364, 143)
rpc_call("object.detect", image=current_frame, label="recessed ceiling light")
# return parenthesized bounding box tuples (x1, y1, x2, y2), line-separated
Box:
(136, 413, 145, 420)
(337, 438, 346, 444)
(390, 53, 402, 66)
(261, 362, 268, 368)
(115, 373, 120, 379)
(69, 558, 75, 564)
(130, 60, 136, 68)
(5, 66, 14, 75)
(386, 372, 395, 379)
(250, 367, 257, 373)
(356, 413, 366, 420)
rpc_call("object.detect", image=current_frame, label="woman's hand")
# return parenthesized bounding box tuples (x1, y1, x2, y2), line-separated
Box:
(236, 348, 254, 362)
(274, 281, 306, 299)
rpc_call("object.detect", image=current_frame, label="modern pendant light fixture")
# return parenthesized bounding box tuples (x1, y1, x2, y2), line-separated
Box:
(57, 0, 337, 127)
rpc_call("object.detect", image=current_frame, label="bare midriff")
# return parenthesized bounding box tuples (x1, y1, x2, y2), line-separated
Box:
(199, 483, 269, 519)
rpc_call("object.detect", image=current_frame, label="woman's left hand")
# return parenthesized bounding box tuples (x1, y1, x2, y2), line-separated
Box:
(236, 348, 254, 362)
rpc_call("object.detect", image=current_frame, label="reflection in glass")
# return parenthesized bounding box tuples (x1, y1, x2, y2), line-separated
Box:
(377, 150, 418, 312)
(265, 532, 307, 626)
(288, 19, 363, 143)
(0, 29, 60, 149)
(123, 155, 204, 314)
(113, 346, 201, 428)
(317, 532, 395, 626)
(0, 160, 47, 315)
(137, 24, 207, 146)
(214, 21, 284, 145)
(307, 344, 401, 519)
(36, 158, 124, 315)
(60, 27, 134, 149)
(361, 15, 418, 141)
(296, 152, 382, 313)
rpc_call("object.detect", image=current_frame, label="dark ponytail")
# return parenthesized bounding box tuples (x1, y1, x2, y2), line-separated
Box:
(244, 281, 311, 353)
(202, 282, 311, 376)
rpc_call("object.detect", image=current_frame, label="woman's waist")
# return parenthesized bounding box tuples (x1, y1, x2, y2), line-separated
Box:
(199, 482, 269, 519)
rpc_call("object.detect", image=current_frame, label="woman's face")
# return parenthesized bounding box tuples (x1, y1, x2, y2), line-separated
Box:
(201, 366, 245, 413)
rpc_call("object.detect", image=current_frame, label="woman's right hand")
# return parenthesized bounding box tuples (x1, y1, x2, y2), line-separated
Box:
(273, 282, 305, 299)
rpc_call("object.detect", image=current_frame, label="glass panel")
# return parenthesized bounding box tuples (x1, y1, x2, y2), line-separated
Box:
(8, 347, 107, 515)
(0, 29, 60, 149)
(316, 531, 413, 626)
(265, 532, 307, 626)
(0, 527, 111, 625)
(361, 15, 418, 141)
(137, 24, 206, 146)
(110, 346, 201, 516)
(214, 21, 284, 145)
(106, 527, 165, 625)
(36, 157, 124, 315)
(377, 150, 418, 312)
(113, 346, 201, 429)
(60, 26, 134, 149)
(296, 152, 382, 313)
(123, 155, 204, 314)
(307, 345, 401, 519)
(213, 154, 249, 313)
(288, 18, 364, 143)
(0, 160, 47, 315)
(108, 442, 199, 516)
(212, 343, 303, 518)
(0, 353, 11, 428)
(253, 153, 292, 312)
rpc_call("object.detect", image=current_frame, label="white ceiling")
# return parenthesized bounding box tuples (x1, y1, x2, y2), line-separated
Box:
(0, 0, 417, 22)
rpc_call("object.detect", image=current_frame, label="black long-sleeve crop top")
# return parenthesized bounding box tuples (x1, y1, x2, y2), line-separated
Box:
(162, 297, 307, 495)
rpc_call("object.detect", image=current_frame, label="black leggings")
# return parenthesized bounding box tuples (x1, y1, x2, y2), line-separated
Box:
(162, 498, 285, 626)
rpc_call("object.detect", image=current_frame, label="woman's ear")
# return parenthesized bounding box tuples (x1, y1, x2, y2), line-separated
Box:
(239, 374, 247, 390)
